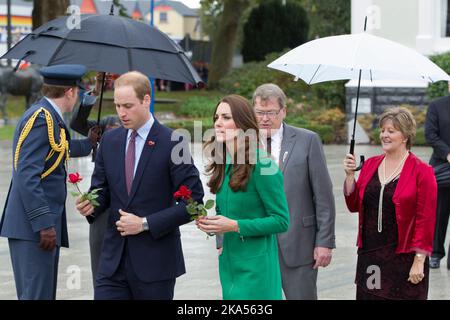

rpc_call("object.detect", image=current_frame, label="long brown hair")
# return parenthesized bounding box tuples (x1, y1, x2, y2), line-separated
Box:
(204, 95, 260, 194)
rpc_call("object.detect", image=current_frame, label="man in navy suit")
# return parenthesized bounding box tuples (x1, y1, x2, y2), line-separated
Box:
(0, 64, 96, 300)
(425, 82, 450, 269)
(76, 71, 204, 299)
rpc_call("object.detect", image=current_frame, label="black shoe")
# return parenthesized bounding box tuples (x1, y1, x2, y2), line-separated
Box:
(429, 257, 440, 269)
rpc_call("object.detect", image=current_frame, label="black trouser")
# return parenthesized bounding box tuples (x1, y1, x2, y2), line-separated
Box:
(94, 241, 175, 300)
(432, 186, 450, 261)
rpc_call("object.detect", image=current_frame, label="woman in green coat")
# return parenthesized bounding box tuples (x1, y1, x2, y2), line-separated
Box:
(199, 95, 290, 300)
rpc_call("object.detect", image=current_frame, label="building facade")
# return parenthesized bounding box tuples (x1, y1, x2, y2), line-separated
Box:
(347, 0, 450, 137)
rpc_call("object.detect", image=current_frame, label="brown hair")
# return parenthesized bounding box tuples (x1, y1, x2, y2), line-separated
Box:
(41, 84, 73, 99)
(379, 106, 416, 150)
(204, 95, 260, 194)
(114, 71, 151, 101)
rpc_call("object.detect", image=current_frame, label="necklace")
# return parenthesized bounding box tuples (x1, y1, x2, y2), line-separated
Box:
(377, 151, 409, 233)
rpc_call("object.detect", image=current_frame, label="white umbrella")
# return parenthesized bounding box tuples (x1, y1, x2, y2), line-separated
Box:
(268, 32, 450, 84)
(268, 31, 450, 170)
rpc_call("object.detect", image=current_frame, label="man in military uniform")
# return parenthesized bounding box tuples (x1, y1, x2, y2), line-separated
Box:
(0, 64, 96, 300)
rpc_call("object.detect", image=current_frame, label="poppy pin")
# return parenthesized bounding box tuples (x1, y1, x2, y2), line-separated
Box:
(148, 140, 155, 146)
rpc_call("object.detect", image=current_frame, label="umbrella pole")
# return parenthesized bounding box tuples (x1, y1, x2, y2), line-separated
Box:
(92, 71, 107, 162)
(349, 69, 365, 171)
(348, 17, 368, 171)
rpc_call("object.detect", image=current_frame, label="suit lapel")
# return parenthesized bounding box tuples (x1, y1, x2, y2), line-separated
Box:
(126, 120, 161, 206)
(279, 123, 297, 173)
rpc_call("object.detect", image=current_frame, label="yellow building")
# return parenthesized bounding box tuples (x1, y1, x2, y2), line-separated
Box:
(146, 1, 207, 42)
(0, 0, 32, 57)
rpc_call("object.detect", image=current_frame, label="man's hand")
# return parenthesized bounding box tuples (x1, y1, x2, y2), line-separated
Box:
(116, 209, 144, 236)
(447, 153, 450, 163)
(87, 125, 102, 147)
(93, 72, 113, 96)
(313, 247, 333, 269)
(76, 198, 94, 217)
(39, 227, 56, 251)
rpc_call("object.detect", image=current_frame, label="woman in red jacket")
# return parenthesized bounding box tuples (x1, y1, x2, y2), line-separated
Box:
(343, 107, 437, 300)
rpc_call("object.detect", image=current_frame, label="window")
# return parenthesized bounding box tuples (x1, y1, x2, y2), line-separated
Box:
(159, 12, 168, 24)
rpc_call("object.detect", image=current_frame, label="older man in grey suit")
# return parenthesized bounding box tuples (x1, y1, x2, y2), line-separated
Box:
(253, 83, 336, 299)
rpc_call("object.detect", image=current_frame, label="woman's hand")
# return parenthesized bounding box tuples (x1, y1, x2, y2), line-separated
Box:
(197, 215, 238, 234)
(343, 153, 357, 176)
(407, 255, 425, 285)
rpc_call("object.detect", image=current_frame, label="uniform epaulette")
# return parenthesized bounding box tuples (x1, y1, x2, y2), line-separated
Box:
(14, 107, 69, 179)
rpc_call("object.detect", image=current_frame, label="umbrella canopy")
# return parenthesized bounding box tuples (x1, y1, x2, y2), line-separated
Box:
(1, 14, 202, 85)
(268, 31, 450, 170)
(268, 32, 450, 84)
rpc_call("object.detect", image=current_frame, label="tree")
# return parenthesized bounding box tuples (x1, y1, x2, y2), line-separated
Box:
(242, 0, 309, 62)
(427, 52, 450, 101)
(299, 0, 350, 39)
(32, 0, 70, 29)
(204, 0, 254, 88)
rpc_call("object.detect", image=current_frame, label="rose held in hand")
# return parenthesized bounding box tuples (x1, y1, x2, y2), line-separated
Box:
(68, 172, 101, 207)
(174, 185, 214, 220)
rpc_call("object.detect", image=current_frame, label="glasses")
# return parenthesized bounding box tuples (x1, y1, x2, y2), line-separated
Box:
(254, 109, 283, 118)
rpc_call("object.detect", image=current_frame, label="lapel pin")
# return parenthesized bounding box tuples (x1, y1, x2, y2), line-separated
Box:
(148, 140, 155, 146)
(282, 151, 288, 163)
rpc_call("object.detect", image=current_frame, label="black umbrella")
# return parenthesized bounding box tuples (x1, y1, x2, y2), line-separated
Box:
(1, 7, 202, 118)
(1, 5, 202, 159)
(434, 162, 450, 187)
(1, 12, 202, 86)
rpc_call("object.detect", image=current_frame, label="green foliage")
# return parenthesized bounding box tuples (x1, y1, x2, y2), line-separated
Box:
(286, 107, 345, 143)
(113, 0, 130, 17)
(298, 0, 351, 39)
(0, 125, 15, 141)
(71, 188, 102, 207)
(427, 52, 450, 101)
(200, 0, 259, 44)
(178, 96, 220, 118)
(166, 119, 214, 142)
(218, 51, 346, 109)
(242, 0, 309, 62)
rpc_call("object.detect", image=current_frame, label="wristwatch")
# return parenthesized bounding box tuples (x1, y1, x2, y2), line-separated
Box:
(142, 217, 149, 231)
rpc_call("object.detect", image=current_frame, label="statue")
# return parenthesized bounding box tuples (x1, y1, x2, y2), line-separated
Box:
(0, 63, 43, 125)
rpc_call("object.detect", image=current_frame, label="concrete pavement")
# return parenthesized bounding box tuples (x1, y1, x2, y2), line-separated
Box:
(0, 142, 449, 300)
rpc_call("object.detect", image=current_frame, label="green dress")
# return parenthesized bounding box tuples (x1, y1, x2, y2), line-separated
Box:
(216, 150, 290, 300)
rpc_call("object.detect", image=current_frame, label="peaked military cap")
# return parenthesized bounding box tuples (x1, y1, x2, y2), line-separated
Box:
(40, 64, 87, 88)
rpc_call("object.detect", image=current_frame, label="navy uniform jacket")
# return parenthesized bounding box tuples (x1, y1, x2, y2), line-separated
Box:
(89, 120, 204, 283)
(0, 98, 92, 248)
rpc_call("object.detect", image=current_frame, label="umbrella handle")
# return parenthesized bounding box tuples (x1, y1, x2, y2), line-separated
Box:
(349, 139, 365, 171)
(354, 155, 365, 171)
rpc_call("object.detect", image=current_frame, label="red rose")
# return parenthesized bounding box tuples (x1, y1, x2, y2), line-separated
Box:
(68, 172, 83, 184)
(174, 185, 192, 200)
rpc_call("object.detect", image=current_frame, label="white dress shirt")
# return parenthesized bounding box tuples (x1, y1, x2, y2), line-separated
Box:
(44, 97, 64, 122)
(268, 125, 283, 165)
